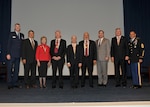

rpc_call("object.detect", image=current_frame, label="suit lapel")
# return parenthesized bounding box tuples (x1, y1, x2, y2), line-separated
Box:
(28, 39, 35, 50)
(96, 40, 98, 45)
(115, 37, 118, 45)
(101, 38, 105, 45)
(119, 36, 123, 45)
(59, 39, 62, 49)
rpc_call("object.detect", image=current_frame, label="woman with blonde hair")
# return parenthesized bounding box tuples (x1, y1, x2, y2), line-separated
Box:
(36, 36, 51, 88)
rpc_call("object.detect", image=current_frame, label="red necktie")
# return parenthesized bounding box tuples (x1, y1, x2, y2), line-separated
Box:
(85, 40, 88, 56)
(54, 39, 58, 53)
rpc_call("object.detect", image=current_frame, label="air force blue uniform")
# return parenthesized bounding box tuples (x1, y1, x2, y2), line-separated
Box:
(7, 32, 24, 88)
(128, 37, 144, 88)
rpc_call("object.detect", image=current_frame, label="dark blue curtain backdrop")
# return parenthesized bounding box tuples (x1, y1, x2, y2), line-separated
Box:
(0, 0, 11, 62)
(123, 0, 150, 66)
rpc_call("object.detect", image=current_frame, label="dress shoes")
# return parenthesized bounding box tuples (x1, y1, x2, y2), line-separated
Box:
(98, 84, 106, 87)
(59, 85, 63, 89)
(98, 84, 103, 87)
(115, 84, 121, 87)
(52, 85, 56, 88)
(103, 85, 107, 87)
(122, 85, 127, 88)
(8, 86, 13, 89)
(130, 85, 142, 89)
(74, 86, 78, 88)
(81, 84, 85, 88)
(71, 85, 78, 89)
(39, 84, 43, 88)
(43, 85, 47, 88)
(90, 85, 94, 88)
(14, 85, 22, 89)
(32, 85, 37, 88)
(26, 85, 30, 89)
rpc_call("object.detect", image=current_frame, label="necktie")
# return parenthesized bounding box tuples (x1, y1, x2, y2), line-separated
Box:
(54, 39, 58, 53)
(85, 40, 88, 56)
(99, 39, 101, 46)
(31, 39, 35, 49)
(18, 33, 20, 39)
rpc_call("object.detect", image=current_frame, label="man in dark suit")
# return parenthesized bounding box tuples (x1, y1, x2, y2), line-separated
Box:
(111, 28, 129, 87)
(67, 35, 83, 88)
(6, 23, 24, 89)
(79, 32, 97, 88)
(22, 30, 38, 89)
(50, 30, 66, 89)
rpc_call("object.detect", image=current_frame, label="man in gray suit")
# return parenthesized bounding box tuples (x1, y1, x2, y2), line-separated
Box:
(96, 30, 110, 87)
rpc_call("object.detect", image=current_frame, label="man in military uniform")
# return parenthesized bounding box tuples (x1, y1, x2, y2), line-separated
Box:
(6, 23, 24, 89)
(128, 31, 144, 89)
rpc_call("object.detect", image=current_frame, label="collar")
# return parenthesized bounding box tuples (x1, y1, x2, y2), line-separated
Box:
(15, 31, 20, 35)
(72, 43, 77, 45)
(29, 37, 34, 41)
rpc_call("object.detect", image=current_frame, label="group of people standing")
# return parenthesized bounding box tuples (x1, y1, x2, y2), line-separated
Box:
(6, 23, 144, 90)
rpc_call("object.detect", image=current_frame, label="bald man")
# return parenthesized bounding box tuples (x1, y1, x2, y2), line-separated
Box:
(79, 32, 97, 88)
(67, 35, 83, 88)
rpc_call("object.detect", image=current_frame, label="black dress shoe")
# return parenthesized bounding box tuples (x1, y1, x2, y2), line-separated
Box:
(59, 86, 63, 89)
(26, 85, 30, 89)
(74, 86, 78, 88)
(98, 84, 103, 87)
(52, 85, 56, 88)
(115, 84, 121, 87)
(122, 85, 127, 88)
(81, 85, 85, 87)
(130, 85, 141, 89)
(14, 85, 22, 89)
(32, 85, 37, 88)
(8, 86, 13, 89)
(43, 85, 47, 88)
(103, 85, 107, 87)
(90, 85, 94, 88)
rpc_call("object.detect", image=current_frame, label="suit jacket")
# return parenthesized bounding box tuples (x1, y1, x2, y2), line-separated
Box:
(96, 38, 110, 61)
(7, 32, 24, 58)
(79, 40, 97, 61)
(110, 36, 128, 60)
(67, 44, 83, 64)
(22, 38, 38, 63)
(50, 39, 66, 61)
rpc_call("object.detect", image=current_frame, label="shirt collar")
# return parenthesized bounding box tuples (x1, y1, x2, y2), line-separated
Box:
(29, 37, 34, 41)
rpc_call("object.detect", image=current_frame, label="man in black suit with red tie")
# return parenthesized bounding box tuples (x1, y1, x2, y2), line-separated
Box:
(50, 30, 66, 89)
(67, 35, 83, 88)
(79, 32, 97, 88)
(6, 23, 24, 89)
(22, 30, 38, 89)
(111, 28, 129, 87)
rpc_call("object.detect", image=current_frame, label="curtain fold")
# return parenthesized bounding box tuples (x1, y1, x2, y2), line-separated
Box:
(123, 0, 150, 66)
(0, 0, 11, 62)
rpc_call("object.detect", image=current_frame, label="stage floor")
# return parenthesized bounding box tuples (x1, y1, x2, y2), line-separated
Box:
(0, 77, 150, 104)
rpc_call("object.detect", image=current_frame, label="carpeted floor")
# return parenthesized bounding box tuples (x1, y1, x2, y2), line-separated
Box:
(0, 76, 150, 103)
